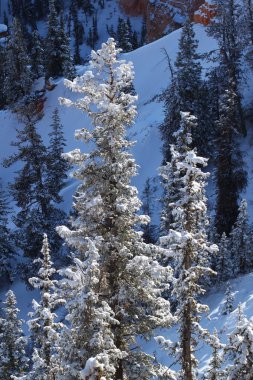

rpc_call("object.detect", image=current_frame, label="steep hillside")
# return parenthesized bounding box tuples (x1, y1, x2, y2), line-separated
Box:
(0, 24, 218, 206)
(1, 8, 253, 376)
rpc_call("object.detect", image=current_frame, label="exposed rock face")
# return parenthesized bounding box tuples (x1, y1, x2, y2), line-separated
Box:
(119, 0, 147, 16)
(119, 0, 206, 42)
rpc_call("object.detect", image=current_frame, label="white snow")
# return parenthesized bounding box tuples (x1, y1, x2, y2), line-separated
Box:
(0, 24, 7, 33)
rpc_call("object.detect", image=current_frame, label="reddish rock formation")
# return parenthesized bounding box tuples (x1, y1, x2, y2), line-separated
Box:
(119, 0, 147, 16)
(194, 1, 217, 26)
(119, 0, 207, 42)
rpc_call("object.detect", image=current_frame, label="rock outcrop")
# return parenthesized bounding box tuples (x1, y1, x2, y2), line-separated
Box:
(119, 0, 210, 42)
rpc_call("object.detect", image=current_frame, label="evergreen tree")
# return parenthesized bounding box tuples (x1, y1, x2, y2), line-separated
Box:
(205, 329, 225, 380)
(4, 18, 32, 105)
(47, 108, 69, 203)
(141, 177, 158, 244)
(222, 283, 234, 315)
(157, 112, 218, 380)
(3, 119, 65, 267)
(45, 0, 75, 79)
(215, 232, 233, 282)
(132, 30, 139, 50)
(140, 16, 147, 46)
(215, 89, 247, 236)
(160, 19, 208, 161)
(59, 12, 76, 80)
(92, 14, 98, 46)
(117, 17, 132, 52)
(0, 290, 28, 379)
(23, 234, 64, 379)
(71, 0, 83, 65)
(57, 38, 175, 380)
(31, 29, 44, 79)
(0, 180, 15, 281)
(225, 304, 253, 379)
(230, 199, 252, 274)
(208, 0, 246, 136)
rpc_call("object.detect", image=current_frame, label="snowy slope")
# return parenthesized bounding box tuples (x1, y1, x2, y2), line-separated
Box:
(1, 19, 253, 373)
(0, 24, 218, 205)
(142, 272, 253, 374)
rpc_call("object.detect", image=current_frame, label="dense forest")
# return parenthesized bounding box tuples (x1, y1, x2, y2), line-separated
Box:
(1, 0, 253, 379)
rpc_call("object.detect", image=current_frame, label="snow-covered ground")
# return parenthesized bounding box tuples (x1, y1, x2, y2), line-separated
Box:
(141, 272, 253, 374)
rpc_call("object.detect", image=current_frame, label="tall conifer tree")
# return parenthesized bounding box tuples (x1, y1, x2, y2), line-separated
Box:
(57, 38, 175, 380)
(158, 112, 218, 380)
(0, 291, 28, 379)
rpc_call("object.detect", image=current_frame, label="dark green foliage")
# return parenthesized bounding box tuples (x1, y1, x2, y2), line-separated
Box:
(117, 17, 133, 52)
(71, 0, 84, 64)
(160, 20, 209, 161)
(141, 16, 147, 45)
(45, 0, 75, 79)
(31, 30, 44, 78)
(0, 180, 15, 281)
(3, 116, 67, 267)
(87, 15, 99, 49)
(3, 18, 32, 105)
(215, 89, 247, 236)
(46, 108, 69, 203)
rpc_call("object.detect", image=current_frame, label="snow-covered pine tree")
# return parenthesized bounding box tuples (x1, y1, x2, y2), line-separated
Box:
(215, 233, 233, 282)
(229, 199, 252, 275)
(21, 234, 64, 380)
(31, 29, 44, 79)
(215, 89, 247, 236)
(57, 38, 175, 380)
(205, 329, 225, 380)
(157, 112, 218, 380)
(141, 177, 158, 244)
(208, 0, 246, 136)
(59, 12, 76, 80)
(46, 108, 69, 204)
(222, 283, 234, 315)
(0, 179, 15, 281)
(160, 19, 208, 161)
(45, 0, 75, 80)
(3, 18, 32, 105)
(116, 17, 132, 53)
(3, 119, 66, 269)
(225, 303, 253, 379)
(0, 290, 28, 379)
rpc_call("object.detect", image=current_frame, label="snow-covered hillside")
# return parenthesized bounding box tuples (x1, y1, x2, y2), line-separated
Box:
(2, 16, 253, 375)
(144, 272, 253, 374)
(0, 24, 218, 207)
